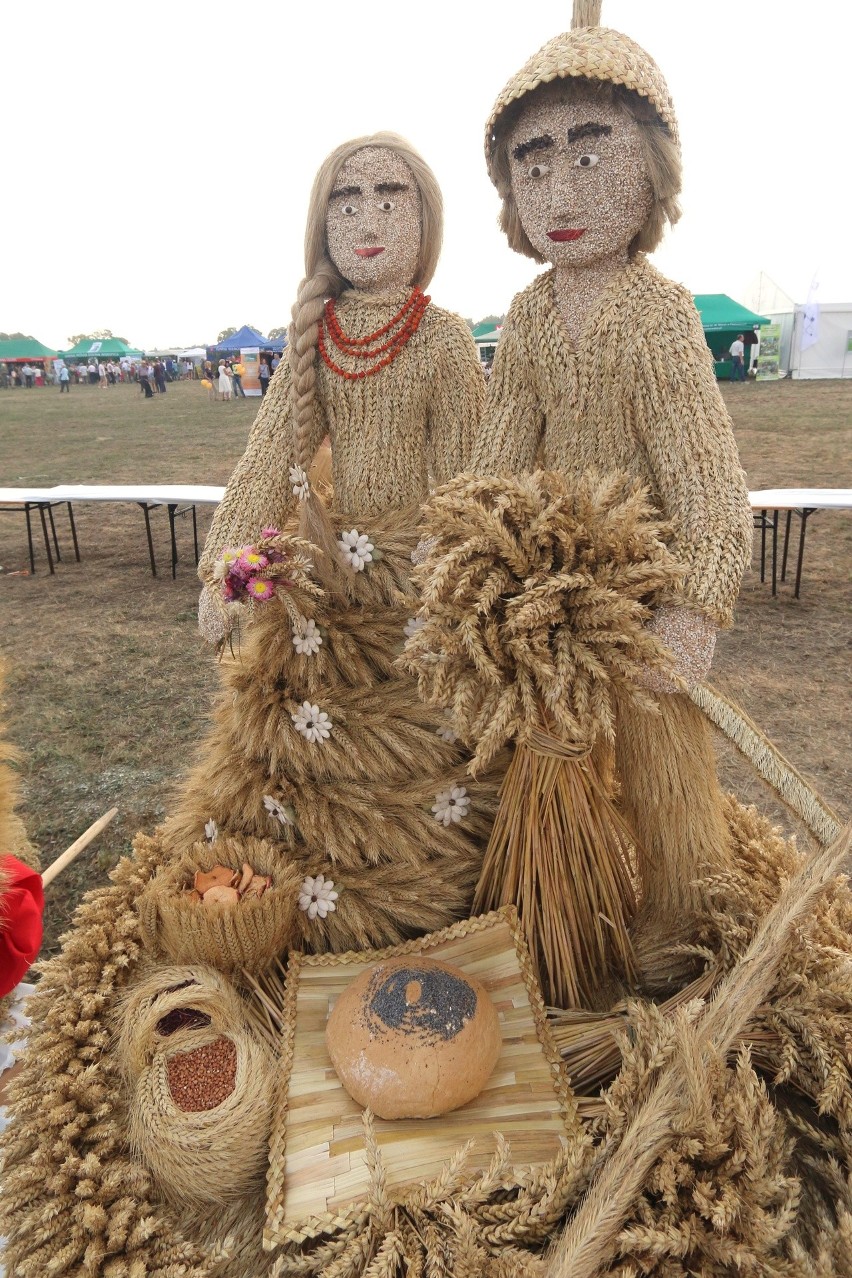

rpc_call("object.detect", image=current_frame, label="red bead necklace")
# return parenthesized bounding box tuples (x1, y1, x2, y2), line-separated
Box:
(319, 287, 430, 380)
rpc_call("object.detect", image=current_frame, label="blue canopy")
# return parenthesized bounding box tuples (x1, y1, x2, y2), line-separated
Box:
(210, 325, 286, 352)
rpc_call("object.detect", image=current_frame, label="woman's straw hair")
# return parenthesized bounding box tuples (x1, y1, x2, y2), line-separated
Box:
(289, 132, 443, 479)
(490, 77, 682, 263)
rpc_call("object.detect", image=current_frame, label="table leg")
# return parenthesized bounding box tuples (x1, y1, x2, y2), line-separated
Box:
(191, 504, 199, 565)
(771, 510, 778, 597)
(37, 504, 55, 574)
(759, 509, 767, 582)
(794, 508, 815, 600)
(168, 505, 178, 579)
(47, 504, 62, 562)
(22, 503, 36, 575)
(66, 502, 81, 561)
(139, 503, 157, 576)
(781, 510, 792, 582)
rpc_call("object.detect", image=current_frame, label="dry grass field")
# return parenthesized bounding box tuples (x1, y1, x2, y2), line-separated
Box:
(1, 377, 850, 959)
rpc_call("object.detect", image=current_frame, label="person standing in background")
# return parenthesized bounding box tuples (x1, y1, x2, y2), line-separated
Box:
(217, 359, 232, 402)
(59, 365, 70, 393)
(729, 334, 745, 382)
(139, 363, 154, 398)
(258, 357, 270, 396)
(153, 360, 167, 394)
(231, 360, 245, 397)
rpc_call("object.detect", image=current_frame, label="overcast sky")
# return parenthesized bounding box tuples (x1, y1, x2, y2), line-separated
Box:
(3, 0, 849, 350)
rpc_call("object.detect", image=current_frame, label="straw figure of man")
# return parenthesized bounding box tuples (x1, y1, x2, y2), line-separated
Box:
(470, 1, 754, 978)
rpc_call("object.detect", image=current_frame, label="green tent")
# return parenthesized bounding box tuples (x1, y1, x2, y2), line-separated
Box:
(0, 337, 58, 362)
(693, 295, 770, 380)
(61, 338, 144, 360)
(470, 320, 504, 340)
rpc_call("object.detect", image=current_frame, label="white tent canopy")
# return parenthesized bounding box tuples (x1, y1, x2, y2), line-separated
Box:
(766, 304, 852, 379)
(177, 347, 207, 360)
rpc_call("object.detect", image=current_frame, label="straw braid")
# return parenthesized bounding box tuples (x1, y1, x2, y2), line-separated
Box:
(290, 259, 340, 478)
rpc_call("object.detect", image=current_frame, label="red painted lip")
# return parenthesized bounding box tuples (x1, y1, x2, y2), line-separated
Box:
(355, 246, 385, 258)
(547, 229, 586, 242)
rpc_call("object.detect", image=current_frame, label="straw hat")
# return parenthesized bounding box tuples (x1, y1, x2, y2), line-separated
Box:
(485, 0, 679, 182)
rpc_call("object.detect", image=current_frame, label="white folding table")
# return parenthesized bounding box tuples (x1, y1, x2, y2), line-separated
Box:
(750, 489, 852, 598)
(0, 485, 224, 577)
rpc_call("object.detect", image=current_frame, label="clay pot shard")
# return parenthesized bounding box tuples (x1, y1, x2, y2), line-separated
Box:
(202, 884, 241, 906)
(243, 875, 271, 900)
(195, 865, 240, 895)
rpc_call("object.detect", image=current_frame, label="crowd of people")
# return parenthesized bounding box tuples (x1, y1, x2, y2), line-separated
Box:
(0, 353, 286, 397)
(201, 354, 279, 401)
(0, 357, 204, 391)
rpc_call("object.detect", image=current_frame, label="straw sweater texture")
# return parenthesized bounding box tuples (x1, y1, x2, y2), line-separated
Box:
(198, 291, 484, 580)
(471, 258, 752, 627)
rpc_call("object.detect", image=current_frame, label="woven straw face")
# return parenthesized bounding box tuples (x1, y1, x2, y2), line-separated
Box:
(485, 26, 679, 179)
(506, 87, 653, 268)
(326, 147, 422, 291)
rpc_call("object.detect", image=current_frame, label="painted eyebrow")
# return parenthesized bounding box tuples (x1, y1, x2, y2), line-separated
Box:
(567, 122, 612, 145)
(374, 181, 409, 194)
(330, 185, 361, 199)
(512, 134, 555, 162)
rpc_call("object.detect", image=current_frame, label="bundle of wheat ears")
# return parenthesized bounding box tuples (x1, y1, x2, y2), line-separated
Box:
(403, 471, 683, 1007)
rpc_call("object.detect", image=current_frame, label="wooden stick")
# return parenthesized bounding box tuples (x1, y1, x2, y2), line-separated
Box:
(41, 807, 118, 888)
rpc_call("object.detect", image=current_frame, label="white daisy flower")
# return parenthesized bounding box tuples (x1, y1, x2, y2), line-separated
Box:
(298, 874, 338, 920)
(291, 701, 332, 743)
(436, 708, 457, 744)
(204, 818, 218, 843)
(432, 785, 470, 826)
(289, 464, 310, 501)
(338, 528, 374, 572)
(292, 614, 323, 656)
(263, 794, 295, 826)
(404, 615, 426, 640)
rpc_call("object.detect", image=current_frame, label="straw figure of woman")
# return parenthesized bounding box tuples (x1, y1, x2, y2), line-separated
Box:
(161, 132, 501, 954)
(0, 135, 503, 1277)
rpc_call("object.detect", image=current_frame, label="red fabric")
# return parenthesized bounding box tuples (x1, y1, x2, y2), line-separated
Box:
(0, 855, 44, 999)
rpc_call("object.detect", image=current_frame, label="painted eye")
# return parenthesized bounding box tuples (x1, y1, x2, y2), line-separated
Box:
(528, 163, 550, 178)
(575, 154, 599, 169)
(342, 203, 358, 215)
(377, 199, 395, 212)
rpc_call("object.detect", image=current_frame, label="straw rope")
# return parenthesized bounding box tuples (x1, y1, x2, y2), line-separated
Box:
(691, 680, 842, 847)
(546, 821, 852, 1278)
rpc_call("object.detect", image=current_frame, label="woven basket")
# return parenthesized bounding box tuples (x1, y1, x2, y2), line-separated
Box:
(117, 963, 274, 1206)
(136, 836, 302, 974)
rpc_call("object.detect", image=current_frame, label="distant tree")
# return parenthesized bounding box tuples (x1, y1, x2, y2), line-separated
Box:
(0, 331, 34, 341)
(67, 328, 129, 345)
(475, 314, 505, 329)
(268, 326, 289, 340)
(462, 318, 476, 331)
(217, 327, 238, 343)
